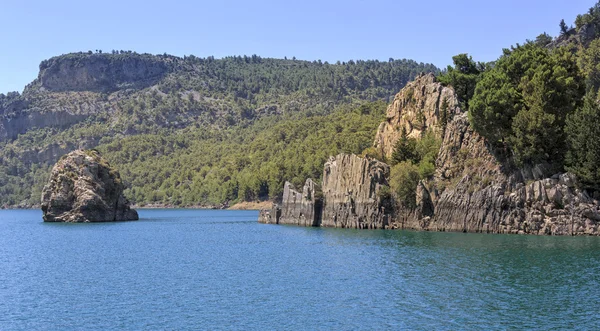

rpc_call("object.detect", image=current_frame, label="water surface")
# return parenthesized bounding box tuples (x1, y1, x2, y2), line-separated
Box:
(1, 209, 599, 330)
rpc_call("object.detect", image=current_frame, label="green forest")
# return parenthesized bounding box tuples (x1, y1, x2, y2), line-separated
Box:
(0, 52, 435, 207)
(438, 2, 600, 192)
(3, 2, 600, 208)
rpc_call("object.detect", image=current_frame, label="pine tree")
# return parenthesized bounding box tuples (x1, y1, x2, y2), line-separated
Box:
(439, 97, 449, 135)
(566, 93, 600, 190)
(560, 19, 569, 35)
(391, 127, 417, 165)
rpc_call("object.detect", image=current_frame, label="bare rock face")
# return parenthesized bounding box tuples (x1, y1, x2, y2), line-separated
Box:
(261, 75, 600, 236)
(278, 180, 322, 227)
(321, 154, 391, 229)
(399, 112, 600, 236)
(37, 53, 170, 92)
(41, 150, 138, 222)
(374, 73, 459, 159)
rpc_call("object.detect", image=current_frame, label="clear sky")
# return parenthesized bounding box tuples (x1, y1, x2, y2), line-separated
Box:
(0, 0, 595, 93)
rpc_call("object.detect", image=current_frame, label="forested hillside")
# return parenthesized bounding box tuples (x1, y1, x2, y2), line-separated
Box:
(0, 53, 436, 207)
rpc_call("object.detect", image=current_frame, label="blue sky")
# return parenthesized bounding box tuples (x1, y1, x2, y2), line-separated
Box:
(0, 0, 595, 93)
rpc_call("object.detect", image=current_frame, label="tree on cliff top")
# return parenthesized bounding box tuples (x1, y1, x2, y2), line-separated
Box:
(437, 53, 485, 110)
(469, 44, 584, 166)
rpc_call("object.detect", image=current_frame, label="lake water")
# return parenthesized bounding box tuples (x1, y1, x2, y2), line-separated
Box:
(1, 209, 599, 330)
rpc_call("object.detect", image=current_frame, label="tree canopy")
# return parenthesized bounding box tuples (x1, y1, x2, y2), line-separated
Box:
(469, 44, 585, 166)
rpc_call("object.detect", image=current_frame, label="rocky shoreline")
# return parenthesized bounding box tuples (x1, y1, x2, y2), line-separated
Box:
(259, 74, 600, 236)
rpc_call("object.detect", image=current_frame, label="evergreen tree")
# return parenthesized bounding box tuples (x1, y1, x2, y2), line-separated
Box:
(469, 44, 584, 166)
(566, 93, 600, 190)
(439, 97, 449, 135)
(560, 19, 569, 35)
(391, 127, 417, 165)
(437, 53, 483, 110)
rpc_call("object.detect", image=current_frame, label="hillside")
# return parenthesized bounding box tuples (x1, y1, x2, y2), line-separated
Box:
(0, 52, 438, 207)
(260, 2, 600, 235)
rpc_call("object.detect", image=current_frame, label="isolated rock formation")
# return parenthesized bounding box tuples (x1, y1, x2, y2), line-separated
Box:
(41, 150, 138, 222)
(374, 73, 459, 158)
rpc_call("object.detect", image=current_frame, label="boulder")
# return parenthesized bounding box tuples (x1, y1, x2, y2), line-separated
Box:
(41, 149, 138, 222)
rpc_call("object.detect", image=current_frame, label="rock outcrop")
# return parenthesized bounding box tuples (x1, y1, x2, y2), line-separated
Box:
(260, 154, 391, 229)
(374, 73, 460, 158)
(394, 98, 600, 235)
(277, 180, 322, 226)
(36, 53, 170, 92)
(261, 74, 600, 236)
(321, 154, 391, 229)
(41, 150, 138, 222)
(396, 111, 600, 235)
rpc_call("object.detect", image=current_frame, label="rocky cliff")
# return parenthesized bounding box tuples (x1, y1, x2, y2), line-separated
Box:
(396, 112, 600, 235)
(321, 154, 391, 229)
(35, 53, 171, 92)
(260, 154, 391, 229)
(374, 73, 460, 158)
(389, 83, 600, 235)
(262, 74, 600, 236)
(277, 180, 322, 226)
(41, 150, 138, 222)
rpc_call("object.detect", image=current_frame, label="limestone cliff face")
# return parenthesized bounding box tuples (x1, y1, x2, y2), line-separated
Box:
(36, 53, 170, 92)
(374, 73, 459, 158)
(278, 180, 322, 227)
(260, 154, 391, 229)
(259, 75, 600, 236)
(41, 150, 138, 222)
(321, 154, 390, 229)
(397, 109, 600, 235)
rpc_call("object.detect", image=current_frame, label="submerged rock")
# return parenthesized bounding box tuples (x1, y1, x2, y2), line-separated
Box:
(41, 149, 138, 222)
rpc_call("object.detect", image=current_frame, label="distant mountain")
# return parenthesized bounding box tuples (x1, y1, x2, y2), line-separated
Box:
(0, 51, 438, 207)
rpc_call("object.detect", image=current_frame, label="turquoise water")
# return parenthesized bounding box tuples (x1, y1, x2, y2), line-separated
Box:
(1, 209, 599, 330)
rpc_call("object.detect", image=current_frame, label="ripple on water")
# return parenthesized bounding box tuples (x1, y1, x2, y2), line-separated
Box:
(1, 209, 599, 330)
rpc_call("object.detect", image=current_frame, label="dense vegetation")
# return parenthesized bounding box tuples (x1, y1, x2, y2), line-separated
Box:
(1, 51, 436, 207)
(388, 130, 441, 208)
(469, 44, 584, 167)
(432, 1, 600, 192)
(99, 102, 386, 206)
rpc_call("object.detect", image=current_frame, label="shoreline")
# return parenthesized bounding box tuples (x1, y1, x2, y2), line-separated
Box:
(2, 201, 273, 211)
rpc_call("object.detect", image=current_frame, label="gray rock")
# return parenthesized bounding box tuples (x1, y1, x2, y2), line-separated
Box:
(320, 154, 391, 229)
(278, 180, 322, 227)
(373, 73, 459, 159)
